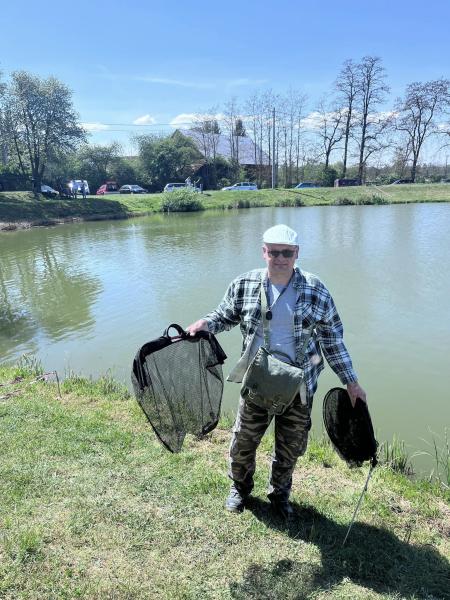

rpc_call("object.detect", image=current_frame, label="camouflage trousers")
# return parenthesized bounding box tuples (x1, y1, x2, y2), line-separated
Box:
(229, 394, 312, 498)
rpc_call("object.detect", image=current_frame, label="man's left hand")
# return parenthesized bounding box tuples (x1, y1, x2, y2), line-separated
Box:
(347, 381, 367, 407)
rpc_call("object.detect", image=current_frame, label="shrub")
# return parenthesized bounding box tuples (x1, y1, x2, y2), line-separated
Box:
(161, 189, 204, 212)
(218, 177, 231, 189)
(275, 197, 305, 207)
(333, 197, 355, 205)
(356, 195, 389, 205)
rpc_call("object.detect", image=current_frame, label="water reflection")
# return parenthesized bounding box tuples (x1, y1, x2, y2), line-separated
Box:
(0, 231, 101, 360)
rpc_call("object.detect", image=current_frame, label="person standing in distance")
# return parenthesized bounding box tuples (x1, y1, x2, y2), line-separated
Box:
(187, 224, 366, 518)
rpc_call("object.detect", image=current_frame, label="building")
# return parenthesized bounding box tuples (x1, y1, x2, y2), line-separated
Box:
(175, 130, 271, 185)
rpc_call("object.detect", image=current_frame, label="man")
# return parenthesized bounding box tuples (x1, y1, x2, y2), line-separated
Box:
(187, 224, 365, 518)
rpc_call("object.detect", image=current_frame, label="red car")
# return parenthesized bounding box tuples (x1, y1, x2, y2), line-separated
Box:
(96, 181, 119, 195)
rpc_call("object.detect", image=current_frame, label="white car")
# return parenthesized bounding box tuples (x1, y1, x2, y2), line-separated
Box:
(40, 184, 59, 198)
(71, 180, 90, 195)
(221, 182, 258, 191)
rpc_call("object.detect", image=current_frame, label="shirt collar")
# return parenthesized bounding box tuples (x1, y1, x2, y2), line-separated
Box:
(263, 265, 303, 291)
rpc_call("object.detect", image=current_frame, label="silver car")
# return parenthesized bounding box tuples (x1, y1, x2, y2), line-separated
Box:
(221, 182, 258, 191)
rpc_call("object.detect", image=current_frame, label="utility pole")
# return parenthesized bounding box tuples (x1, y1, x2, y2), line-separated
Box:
(271, 108, 276, 189)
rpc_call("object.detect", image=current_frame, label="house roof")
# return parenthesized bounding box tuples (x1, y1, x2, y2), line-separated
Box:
(180, 130, 270, 166)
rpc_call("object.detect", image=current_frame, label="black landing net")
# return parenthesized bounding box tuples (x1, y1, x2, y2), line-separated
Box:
(323, 387, 379, 545)
(323, 387, 378, 468)
(132, 324, 227, 453)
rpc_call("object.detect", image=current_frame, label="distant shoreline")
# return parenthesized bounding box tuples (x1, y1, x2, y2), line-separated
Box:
(1, 185, 450, 232)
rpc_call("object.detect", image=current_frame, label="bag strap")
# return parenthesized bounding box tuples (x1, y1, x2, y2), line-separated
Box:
(260, 272, 314, 364)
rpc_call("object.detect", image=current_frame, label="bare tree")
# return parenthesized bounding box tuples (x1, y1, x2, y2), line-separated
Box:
(245, 92, 263, 184)
(223, 97, 240, 167)
(355, 56, 390, 182)
(190, 109, 221, 162)
(395, 79, 450, 181)
(335, 59, 359, 177)
(262, 89, 277, 180)
(315, 100, 345, 168)
(279, 89, 307, 187)
(293, 92, 308, 184)
(353, 110, 394, 180)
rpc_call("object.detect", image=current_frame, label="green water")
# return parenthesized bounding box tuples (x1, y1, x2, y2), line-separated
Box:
(1, 204, 449, 473)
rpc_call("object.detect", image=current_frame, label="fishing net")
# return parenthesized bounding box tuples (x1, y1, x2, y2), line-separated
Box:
(132, 324, 227, 452)
(323, 387, 378, 467)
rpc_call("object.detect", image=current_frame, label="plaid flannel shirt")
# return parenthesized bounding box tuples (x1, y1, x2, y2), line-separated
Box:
(204, 266, 357, 399)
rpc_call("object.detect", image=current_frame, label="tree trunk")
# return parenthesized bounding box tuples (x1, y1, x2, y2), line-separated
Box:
(358, 122, 366, 182)
(341, 111, 352, 177)
(410, 156, 418, 182)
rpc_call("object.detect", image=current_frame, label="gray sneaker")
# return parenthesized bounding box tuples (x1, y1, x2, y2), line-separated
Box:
(225, 485, 248, 513)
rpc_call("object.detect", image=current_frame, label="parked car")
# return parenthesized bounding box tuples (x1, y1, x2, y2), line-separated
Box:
(41, 184, 59, 198)
(334, 178, 361, 187)
(221, 182, 258, 191)
(163, 182, 200, 192)
(294, 182, 319, 189)
(96, 181, 120, 195)
(119, 184, 148, 194)
(71, 179, 90, 195)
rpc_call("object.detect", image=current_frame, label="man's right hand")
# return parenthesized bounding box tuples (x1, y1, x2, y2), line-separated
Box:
(186, 319, 209, 336)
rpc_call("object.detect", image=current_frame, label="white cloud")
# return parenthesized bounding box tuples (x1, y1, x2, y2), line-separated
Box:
(135, 76, 213, 89)
(169, 112, 226, 130)
(169, 113, 197, 129)
(300, 112, 323, 130)
(133, 114, 156, 125)
(82, 122, 110, 132)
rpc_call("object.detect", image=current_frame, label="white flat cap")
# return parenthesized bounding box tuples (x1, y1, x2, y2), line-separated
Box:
(263, 224, 298, 246)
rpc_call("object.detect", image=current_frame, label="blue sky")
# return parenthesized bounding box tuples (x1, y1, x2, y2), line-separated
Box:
(2, 0, 449, 154)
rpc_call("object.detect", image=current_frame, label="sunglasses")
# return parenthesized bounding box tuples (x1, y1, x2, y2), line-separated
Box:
(266, 249, 296, 258)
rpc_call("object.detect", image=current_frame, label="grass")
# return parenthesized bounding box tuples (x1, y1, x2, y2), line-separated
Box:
(414, 429, 450, 490)
(0, 363, 449, 599)
(1, 183, 450, 230)
(381, 435, 414, 476)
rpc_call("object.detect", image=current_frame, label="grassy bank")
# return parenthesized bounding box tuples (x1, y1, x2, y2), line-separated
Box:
(0, 363, 449, 599)
(1, 184, 450, 230)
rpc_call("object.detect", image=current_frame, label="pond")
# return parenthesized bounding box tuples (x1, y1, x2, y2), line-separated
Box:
(1, 203, 449, 474)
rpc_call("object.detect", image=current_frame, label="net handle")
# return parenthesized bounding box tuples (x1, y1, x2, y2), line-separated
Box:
(163, 323, 188, 340)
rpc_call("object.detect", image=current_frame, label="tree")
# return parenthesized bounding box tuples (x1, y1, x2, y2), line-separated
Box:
(189, 110, 224, 189)
(335, 59, 359, 177)
(315, 100, 345, 168)
(234, 118, 246, 137)
(395, 79, 450, 182)
(3, 71, 86, 195)
(137, 133, 202, 191)
(76, 142, 122, 190)
(0, 70, 8, 167)
(224, 97, 241, 169)
(190, 110, 221, 160)
(355, 56, 390, 182)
